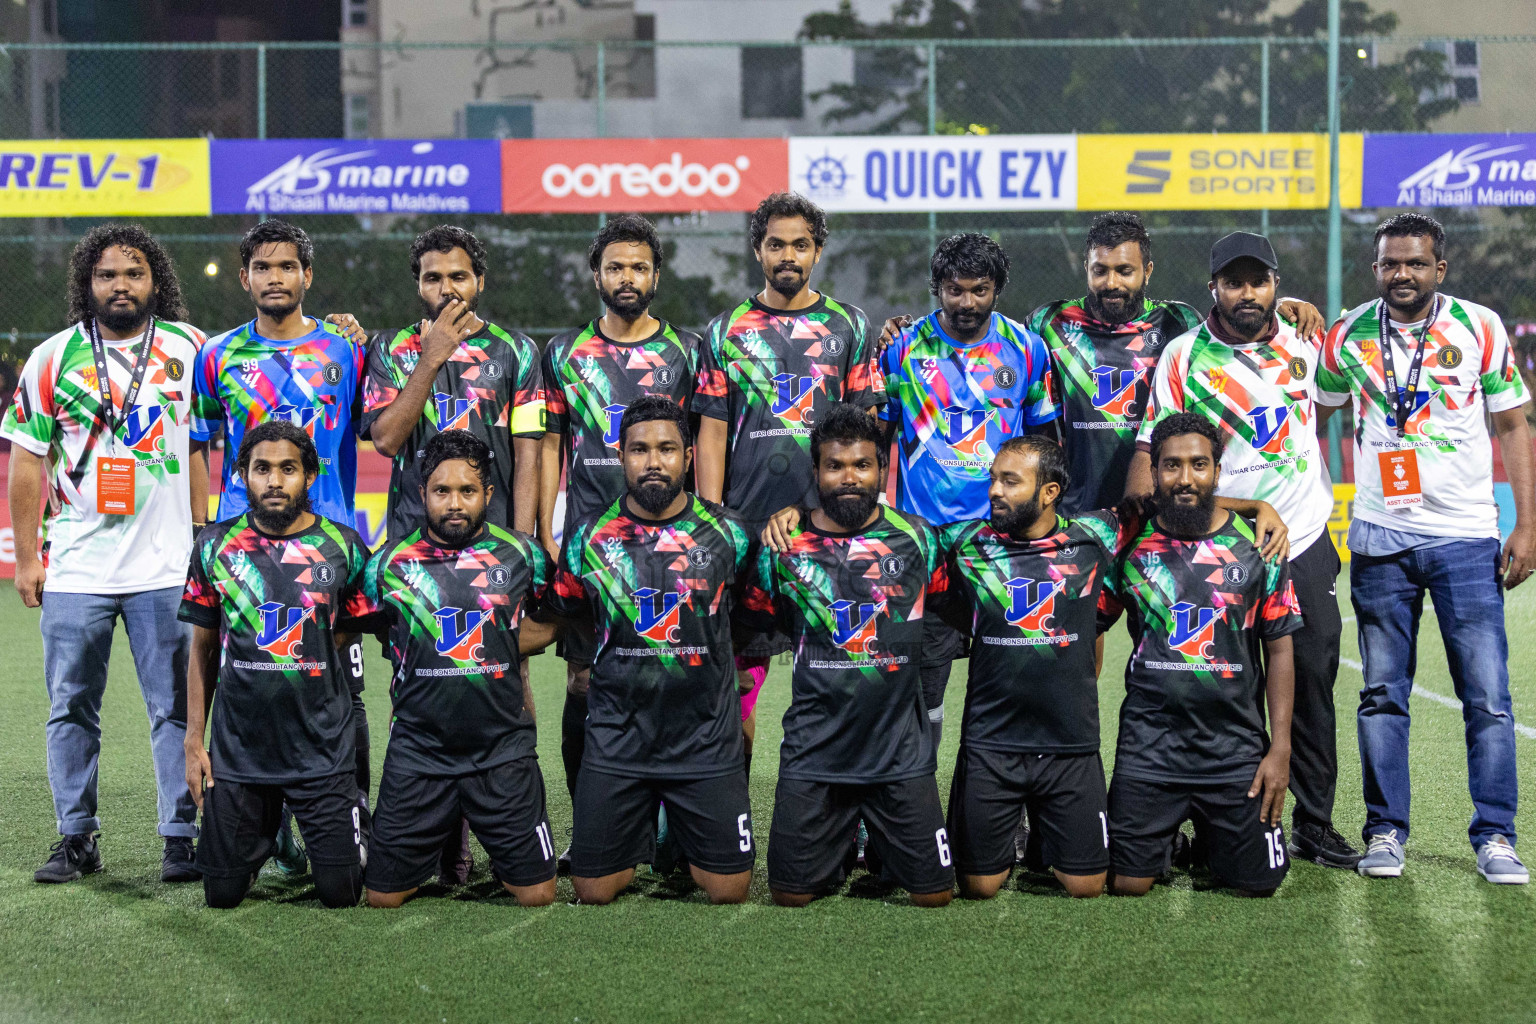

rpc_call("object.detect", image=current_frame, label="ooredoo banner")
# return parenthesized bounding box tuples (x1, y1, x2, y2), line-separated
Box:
(501, 138, 787, 213)
(789, 135, 1077, 212)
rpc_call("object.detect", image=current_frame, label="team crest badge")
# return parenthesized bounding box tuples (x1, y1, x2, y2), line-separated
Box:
(486, 564, 511, 590)
(687, 546, 712, 568)
(824, 335, 844, 356)
(1288, 356, 1308, 380)
(481, 360, 502, 380)
(879, 554, 905, 579)
(312, 562, 335, 586)
(1222, 563, 1247, 586)
(1143, 328, 1163, 349)
(323, 361, 343, 385)
(994, 366, 1017, 389)
(654, 366, 675, 388)
(165, 357, 185, 381)
(1438, 345, 1463, 369)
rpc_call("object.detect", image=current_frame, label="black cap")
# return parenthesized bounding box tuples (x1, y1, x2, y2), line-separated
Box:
(1210, 231, 1279, 276)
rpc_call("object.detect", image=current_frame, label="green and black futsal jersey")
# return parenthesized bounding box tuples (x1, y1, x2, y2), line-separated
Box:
(740, 507, 946, 784)
(546, 495, 753, 778)
(1027, 297, 1201, 514)
(360, 525, 550, 776)
(362, 321, 546, 541)
(939, 510, 1125, 754)
(694, 294, 884, 528)
(540, 318, 700, 537)
(1100, 512, 1302, 785)
(179, 514, 375, 784)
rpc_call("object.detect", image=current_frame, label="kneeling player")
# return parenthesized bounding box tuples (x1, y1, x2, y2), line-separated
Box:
(543, 396, 755, 905)
(939, 437, 1119, 899)
(360, 431, 559, 907)
(743, 404, 954, 907)
(181, 421, 373, 908)
(1101, 413, 1298, 897)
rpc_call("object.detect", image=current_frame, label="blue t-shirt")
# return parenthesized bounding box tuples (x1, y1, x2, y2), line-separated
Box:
(192, 318, 365, 523)
(878, 311, 1057, 525)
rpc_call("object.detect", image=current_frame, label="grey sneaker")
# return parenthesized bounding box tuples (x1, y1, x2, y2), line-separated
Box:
(1357, 830, 1405, 878)
(1476, 835, 1528, 884)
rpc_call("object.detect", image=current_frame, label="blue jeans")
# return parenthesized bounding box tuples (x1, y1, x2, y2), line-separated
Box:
(40, 587, 199, 838)
(1352, 537, 1519, 849)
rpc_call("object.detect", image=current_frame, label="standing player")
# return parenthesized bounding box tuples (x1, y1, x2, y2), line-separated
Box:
(743, 404, 954, 908)
(1133, 232, 1355, 869)
(360, 431, 558, 908)
(939, 437, 1118, 899)
(181, 421, 374, 909)
(694, 192, 885, 762)
(5, 225, 204, 884)
(363, 225, 544, 539)
(542, 397, 755, 905)
(538, 215, 701, 864)
(190, 219, 373, 874)
(1319, 214, 1532, 884)
(1103, 414, 1299, 897)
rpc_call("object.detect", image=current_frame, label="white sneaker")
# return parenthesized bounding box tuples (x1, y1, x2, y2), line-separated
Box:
(1477, 836, 1528, 884)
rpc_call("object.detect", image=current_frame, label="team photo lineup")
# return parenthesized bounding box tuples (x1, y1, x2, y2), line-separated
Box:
(9, 187, 1535, 912)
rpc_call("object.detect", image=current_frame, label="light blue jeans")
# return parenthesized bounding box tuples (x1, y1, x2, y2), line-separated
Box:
(40, 587, 199, 838)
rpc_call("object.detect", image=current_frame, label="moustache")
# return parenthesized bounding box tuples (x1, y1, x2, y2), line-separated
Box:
(774, 263, 801, 274)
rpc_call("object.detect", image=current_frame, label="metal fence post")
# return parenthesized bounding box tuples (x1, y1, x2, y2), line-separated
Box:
(1325, 2, 1344, 471)
(597, 40, 607, 229)
(256, 43, 267, 140)
(1259, 38, 1269, 237)
(926, 41, 937, 254)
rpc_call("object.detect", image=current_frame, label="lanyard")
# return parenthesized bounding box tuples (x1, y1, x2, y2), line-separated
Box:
(87, 316, 156, 442)
(1378, 297, 1439, 439)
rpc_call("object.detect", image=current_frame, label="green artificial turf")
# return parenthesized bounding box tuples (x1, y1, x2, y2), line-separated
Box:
(0, 579, 1532, 1023)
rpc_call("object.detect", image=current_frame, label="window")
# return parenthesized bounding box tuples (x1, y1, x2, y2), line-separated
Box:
(1425, 40, 1480, 106)
(348, 0, 369, 28)
(624, 13, 656, 99)
(346, 93, 370, 138)
(741, 46, 803, 119)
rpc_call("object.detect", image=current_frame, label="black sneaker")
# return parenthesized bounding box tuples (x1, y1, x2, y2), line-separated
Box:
(35, 833, 102, 883)
(1289, 821, 1362, 869)
(161, 837, 201, 883)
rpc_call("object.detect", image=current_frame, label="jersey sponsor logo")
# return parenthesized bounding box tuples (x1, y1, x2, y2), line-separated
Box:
(1004, 577, 1062, 632)
(771, 373, 822, 424)
(1089, 366, 1144, 417)
(1246, 406, 1293, 453)
(122, 404, 167, 454)
(271, 403, 336, 436)
(1169, 601, 1222, 659)
(1385, 388, 1434, 431)
(255, 602, 316, 658)
(632, 587, 683, 643)
(940, 407, 995, 457)
(433, 606, 491, 662)
(602, 403, 627, 448)
(434, 392, 475, 431)
(830, 598, 886, 656)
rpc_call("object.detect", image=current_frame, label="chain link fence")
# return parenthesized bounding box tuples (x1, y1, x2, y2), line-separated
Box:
(3, 37, 1536, 403)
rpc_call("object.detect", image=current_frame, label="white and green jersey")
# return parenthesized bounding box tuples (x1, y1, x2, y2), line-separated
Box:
(1, 319, 206, 594)
(1317, 294, 1527, 539)
(1138, 317, 1334, 555)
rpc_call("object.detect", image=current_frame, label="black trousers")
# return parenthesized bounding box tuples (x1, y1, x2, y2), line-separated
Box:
(1284, 536, 1344, 829)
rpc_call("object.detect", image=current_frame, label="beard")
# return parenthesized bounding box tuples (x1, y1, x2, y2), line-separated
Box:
(422, 289, 481, 322)
(1218, 297, 1275, 337)
(89, 291, 152, 335)
(599, 280, 656, 319)
(990, 486, 1044, 538)
(630, 474, 683, 515)
(254, 284, 305, 320)
(1379, 279, 1433, 319)
(944, 301, 995, 337)
(428, 505, 487, 547)
(1085, 284, 1146, 326)
(764, 261, 807, 300)
(1157, 486, 1217, 537)
(821, 483, 881, 531)
(250, 488, 310, 534)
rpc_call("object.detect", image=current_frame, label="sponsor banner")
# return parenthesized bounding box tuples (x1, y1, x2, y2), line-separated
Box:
(788, 135, 1076, 212)
(501, 138, 786, 213)
(211, 139, 502, 215)
(1363, 133, 1536, 207)
(1078, 133, 1363, 210)
(0, 139, 209, 217)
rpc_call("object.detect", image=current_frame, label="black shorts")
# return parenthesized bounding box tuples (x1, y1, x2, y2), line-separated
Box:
(1108, 774, 1290, 892)
(556, 623, 597, 667)
(196, 771, 363, 878)
(947, 746, 1109, 876)
(364, 757, 557, 892)
(768, 774, 955, 896)
(571, 767, 754, 877)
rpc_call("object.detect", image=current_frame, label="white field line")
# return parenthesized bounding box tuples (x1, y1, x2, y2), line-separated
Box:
(1337, 654, 1536, 740)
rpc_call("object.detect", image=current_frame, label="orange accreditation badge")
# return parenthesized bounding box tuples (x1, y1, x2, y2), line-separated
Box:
(1377, 449, 1422, 510)
(96, 457, 137, 515)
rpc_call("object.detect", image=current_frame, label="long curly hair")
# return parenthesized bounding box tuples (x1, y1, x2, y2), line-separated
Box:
(67, 223, 188, 325)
